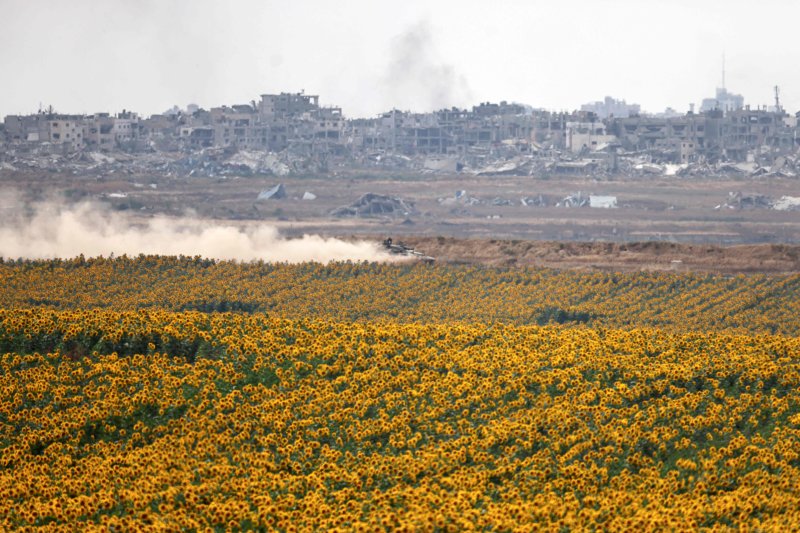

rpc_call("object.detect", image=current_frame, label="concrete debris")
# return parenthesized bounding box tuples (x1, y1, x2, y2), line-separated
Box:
(257, 183, 287, 201)
(4, 126, 800, 181)
(226, 150, 291, 176)
(715, 192, 800, 211)
(717, 162, 755, 175)
(365, 152, 413, 170)
(470, 156, 533, 176)
(552, 160, 600, 175)
(7, 91, 800, 181)
(719, 191, 772, 210)
(438, 190, 484, 207)
(772, 196, 800, 211)
(465, 197, 484, 206)
(520, 195, 548, 207)
(663, 164, 688, 176)
(556, 192, 590, 208)
(589, 195, 618, 208)
(0, 145, 323, 178)
(331, 193, 415, 218)
(491, 197, 514, 206)
(86, 152, 116, 165)
(301, 191, 317, 201)
(422, 157, 460, 173)
(634, 163, 664, 175)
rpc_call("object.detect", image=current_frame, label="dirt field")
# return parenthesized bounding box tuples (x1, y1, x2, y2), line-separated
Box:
(382, 237, 800, 274)
(3, 169, 800, 273)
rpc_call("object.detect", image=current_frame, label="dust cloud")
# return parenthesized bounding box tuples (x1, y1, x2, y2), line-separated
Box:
(0, 197, 392, 263)
(381, 21, 472, 112)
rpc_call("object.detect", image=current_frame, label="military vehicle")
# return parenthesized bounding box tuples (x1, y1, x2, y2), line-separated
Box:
(382, 238, 435, 263)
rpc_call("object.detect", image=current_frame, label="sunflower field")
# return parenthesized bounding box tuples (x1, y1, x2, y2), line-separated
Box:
(1, 256, 799, 531)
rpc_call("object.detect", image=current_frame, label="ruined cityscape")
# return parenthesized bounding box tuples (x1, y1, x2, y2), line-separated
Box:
(2, 84, 799, 179)
(3, 80, 800, 250)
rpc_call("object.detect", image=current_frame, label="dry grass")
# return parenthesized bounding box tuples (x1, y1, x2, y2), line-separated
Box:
(394, 237, 800, 274)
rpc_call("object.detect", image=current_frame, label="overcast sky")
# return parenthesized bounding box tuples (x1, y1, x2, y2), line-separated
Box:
(2, 0, 798, 119)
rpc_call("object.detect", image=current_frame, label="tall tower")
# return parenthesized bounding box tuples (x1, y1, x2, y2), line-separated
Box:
(721, 52, 726, 90)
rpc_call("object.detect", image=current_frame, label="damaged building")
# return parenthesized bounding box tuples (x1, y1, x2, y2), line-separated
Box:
(4, 85, 800, 176)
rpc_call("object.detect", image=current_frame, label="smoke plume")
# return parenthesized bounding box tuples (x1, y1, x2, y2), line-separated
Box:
(382, 21, 473, 112)
(0, 197, 392, 263)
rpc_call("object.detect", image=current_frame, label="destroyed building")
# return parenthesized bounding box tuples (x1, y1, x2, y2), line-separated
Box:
(580, 96, 641, 119)
(4, 85, 800, 174)
(3, 111, 141, 153)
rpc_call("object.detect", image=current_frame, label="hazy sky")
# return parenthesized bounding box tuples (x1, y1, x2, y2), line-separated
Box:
(2, 0, 798, 118)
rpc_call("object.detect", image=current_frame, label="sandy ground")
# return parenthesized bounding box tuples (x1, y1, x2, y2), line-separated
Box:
(383, 237, 800, 274)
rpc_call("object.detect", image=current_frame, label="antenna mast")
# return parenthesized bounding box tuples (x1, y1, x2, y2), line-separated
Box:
(722, 52, 726, 90)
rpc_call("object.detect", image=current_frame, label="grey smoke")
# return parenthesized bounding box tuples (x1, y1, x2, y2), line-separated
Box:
(0, 196, 393, 263)
(382, 21, 473, 112)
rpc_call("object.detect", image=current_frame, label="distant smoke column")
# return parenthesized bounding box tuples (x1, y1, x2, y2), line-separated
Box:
(382, 21, 472, 112)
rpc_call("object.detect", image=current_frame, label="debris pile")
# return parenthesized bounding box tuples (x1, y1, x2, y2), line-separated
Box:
(331, 193, 415, 218)
(437, 190, 485, 207)
(491, 197, 514, 206)
(520, 195, 548, 207)
(226, 151, 291, 176)
(257, 184, 287, 201)
(589, 195, 618, 209)
(556, 192, 590, 208)
(3, 140, 800, 180)
(772, 196, 800, 211)
(468, 156, 534, 176)
(0, 146, 322, 178)
(716, 192, 800, 211)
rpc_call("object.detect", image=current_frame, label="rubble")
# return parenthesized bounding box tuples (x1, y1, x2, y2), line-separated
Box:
(257, 184, 287, 201)
(772, 196, 800, 211)
(491, 197, 514, 206)
(464, 197, 483, 206)
(422, 156, 460, 173)
(717, 191, 772, 210)
(438, 190, 484, 207)
(469, 156, 533, 176)
(556, 192, 590, 208)
(634, 162, 665, 175)
(520, 195, 548, 207)
(365, 152, 413, 169)
(331, 193, 415, 218)
(301, 191, 317, 201)
(663, 164, 688, 176)
(6, 88, 800, 182)
(226, 150, 291, 176)
(3, 118, 800, 181)
(589, 195, 618, 208)
(0, 145, 322, 178)
(715, 192, 800, 211)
